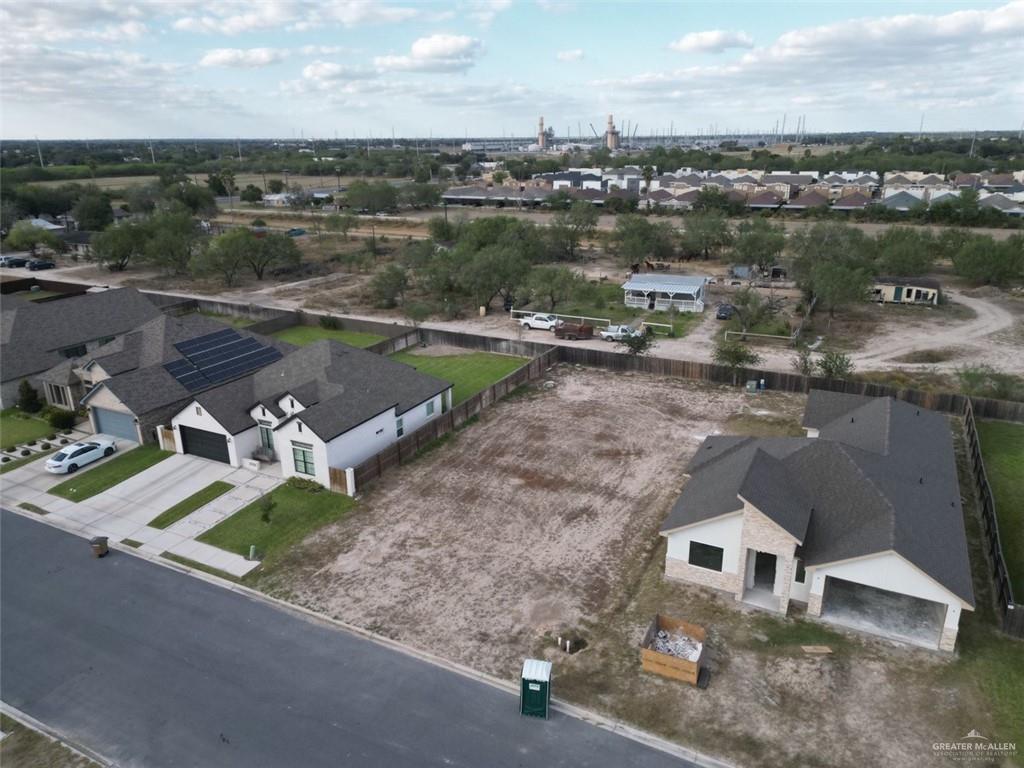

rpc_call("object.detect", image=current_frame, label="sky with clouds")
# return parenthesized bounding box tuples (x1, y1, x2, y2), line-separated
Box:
(1, 0, 1022, 140)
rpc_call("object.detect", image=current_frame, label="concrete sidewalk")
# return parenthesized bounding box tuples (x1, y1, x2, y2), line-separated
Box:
(1, 452, 280, 579)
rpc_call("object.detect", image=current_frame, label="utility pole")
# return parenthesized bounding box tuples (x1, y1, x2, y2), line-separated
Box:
(34, 136, 44, 168)
(237, 138, 242, 162)
(149, 139, 156, 164)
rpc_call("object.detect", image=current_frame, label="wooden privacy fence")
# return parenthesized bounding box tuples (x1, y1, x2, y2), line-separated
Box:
(351, 346, 559, 490)
(961, 401, 1023, 638)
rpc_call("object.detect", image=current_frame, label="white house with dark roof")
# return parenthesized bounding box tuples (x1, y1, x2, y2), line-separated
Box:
(169, 341, 452, 489)
(660, 390, 974, 651)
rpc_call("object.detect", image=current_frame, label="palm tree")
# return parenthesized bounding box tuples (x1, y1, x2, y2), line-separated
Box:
(221, 169, 236, 212)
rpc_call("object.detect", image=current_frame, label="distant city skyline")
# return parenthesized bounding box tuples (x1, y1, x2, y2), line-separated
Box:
(1, 0, 1022, 140)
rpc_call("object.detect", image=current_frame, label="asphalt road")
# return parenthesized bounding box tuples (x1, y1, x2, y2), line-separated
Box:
(0, 511, 693, 768)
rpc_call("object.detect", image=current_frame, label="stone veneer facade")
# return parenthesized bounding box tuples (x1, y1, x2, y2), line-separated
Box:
(734, 502, 800, 613)
(664, 555, 743, 595)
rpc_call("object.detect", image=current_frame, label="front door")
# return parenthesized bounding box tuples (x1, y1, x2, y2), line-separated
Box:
(647, 293, 656, 310)
(258, 424, 275, 453)
(754, 551, 777, 589)
(893, 286, 903, 302)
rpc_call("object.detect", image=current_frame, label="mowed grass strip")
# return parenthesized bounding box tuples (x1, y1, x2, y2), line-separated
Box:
(272, 325, 386, 349)
(198, 482, 354, 576)
(976, 420, 1024, 595)
(1, 409, 53, 451)
(48, 446, 172, 502)
(390, 351, 527, 404)
(149, 480, 234, 529)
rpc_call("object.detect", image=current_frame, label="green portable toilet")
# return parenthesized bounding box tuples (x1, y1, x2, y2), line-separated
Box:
(520, 659, 552, 719)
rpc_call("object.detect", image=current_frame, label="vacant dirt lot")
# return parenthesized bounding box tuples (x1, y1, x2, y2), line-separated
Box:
(257, 367, 804, 676)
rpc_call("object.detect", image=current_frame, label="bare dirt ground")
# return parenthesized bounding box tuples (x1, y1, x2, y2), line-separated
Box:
(256, 367, 776, 674)
(252, 369, 1003, 768)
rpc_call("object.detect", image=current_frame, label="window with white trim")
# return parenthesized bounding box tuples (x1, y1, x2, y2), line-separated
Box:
(396, 417, 404, 437)
(291, 441, 315, 475)
(426, 401, 435, 416)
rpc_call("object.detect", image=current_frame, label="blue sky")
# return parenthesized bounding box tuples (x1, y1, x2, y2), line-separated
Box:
(1, 1, 1022, 139)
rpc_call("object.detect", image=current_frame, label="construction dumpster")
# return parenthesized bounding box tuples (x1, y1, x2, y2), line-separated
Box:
(639, 613, 705, 686)
(520, 659, 552, 719)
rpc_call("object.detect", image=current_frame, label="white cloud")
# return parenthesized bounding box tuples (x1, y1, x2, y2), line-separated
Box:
(374, 34, 483, 72)
(172, 0, 417, 35)
(199, 48, 288, 68)
(468, 0, 513, 26)
(669, 30, 753, 54)
(556, 49, 583, 62)
(0, 3, 147, 44)
(299, 45, 348, 56)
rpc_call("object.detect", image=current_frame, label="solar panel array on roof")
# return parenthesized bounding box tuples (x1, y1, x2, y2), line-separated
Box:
(163, 329, 283, 392)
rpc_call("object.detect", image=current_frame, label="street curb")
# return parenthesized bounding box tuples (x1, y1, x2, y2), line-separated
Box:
(0, 702, 113, 767)
(5, 507, 734, 768)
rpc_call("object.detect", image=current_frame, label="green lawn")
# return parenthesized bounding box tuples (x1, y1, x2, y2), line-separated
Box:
(272, 325, 386, 349)
(149, 481, 233, 529)
(198, 482, 354, 576)
(197, 310, 255, 328)
(558, 280, 703, 337)
(390, 351, 527, 404)
(48, 445, 172, 502)
(976, 420, 1024, 596)
(1, 409, 53, 451)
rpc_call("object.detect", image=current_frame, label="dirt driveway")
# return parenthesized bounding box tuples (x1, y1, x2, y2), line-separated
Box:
(256, 367, 803, 676)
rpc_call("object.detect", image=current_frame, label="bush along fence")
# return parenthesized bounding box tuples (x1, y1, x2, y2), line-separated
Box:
(961, 400, 1023, 638)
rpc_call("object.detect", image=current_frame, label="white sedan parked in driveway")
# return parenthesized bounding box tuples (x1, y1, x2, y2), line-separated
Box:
(519, 313, 562, 331)
(45, 438, 117, 474)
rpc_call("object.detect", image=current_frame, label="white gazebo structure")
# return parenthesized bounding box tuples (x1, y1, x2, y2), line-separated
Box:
(622, 274, 707, 313)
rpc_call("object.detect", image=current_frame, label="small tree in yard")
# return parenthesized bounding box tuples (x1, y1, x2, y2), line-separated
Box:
(618, 330, 656, 356)
(369, 264, 408, 308)
(325, 212, 357, 241)
(713, 340, 763, 385)
(791, 346, 815, 377)
(190, 228, 251, 287)
(529, 265, 580, 312)
(247, 232, 301, 279)
(17, 380, 42, 413)
(817, 351, 854, 379)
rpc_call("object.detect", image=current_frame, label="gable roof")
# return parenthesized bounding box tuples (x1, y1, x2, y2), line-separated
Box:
(746, 190, 783, 208)
(1, 287, 162, 384)
(784, 190, 830, 209)
(664, 390, 974, 605)
(832, 192, 874, 209)
(881, 191, 924, 210)
(198, 341, 452, 441)
(621, 274, 707, 294)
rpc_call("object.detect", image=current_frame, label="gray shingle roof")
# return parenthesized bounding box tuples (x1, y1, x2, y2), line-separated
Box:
(197, 341, 452, 441)
(663, 390, 974, 606)
(1, 287, 162, 384)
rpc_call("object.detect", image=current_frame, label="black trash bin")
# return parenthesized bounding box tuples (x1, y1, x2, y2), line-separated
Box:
(90, 536, 109, 558)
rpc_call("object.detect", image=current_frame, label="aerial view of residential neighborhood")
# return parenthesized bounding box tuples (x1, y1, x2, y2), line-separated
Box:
(2, 1, 1023, 766)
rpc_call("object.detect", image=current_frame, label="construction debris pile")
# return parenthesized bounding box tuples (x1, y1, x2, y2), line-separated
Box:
(652, 629, 702, 662)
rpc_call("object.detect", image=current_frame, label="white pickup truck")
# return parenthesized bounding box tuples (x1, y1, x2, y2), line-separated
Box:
(599, 324, 642, 341)
(519, 313, 562, 331)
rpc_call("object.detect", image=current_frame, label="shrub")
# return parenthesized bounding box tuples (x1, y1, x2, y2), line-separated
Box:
(285, 476, 324, 493)
(60, 438, 70, 444)
(27, 439, 37, 446)
(1, 456, 9, 463)
(259, 494, 276, 523)
(48, 433, 56, 440)
(818, 351, 855, 380)
(40, 442, 51, 450)
(319, 315, 340, 330)
(20, 449, 31, 456)
(17, 380, 42, 413)
(47, 409, 77, 430)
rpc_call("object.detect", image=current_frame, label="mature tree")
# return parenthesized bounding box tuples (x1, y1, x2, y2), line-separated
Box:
(611, 214, 675, 266)
(191, 228, 252, 286)
(427, 215, 457, 242)
(680, 212, 732, 260)
(267, 179, 286, 194)
(221, 169, 237, 209)
(398, 183, 441, 209)
(240, 184, 263, 203)
(460, 245, 531, 309)
(346, 180, 397, 253)
(124, 182, 162, 215)
(165, 182, 217, 217)
(641, 165, 654, 195)
(692, 187, 743, 215)
(529, 265, 581, 311)
(144, 210, 199, 275)
(874, 227, 934, 276)
(789, 221, 874, 289)
(712, 339, 763, 385)
(3, 221, 61, 257)
(247, 232, 301, 279)
(92, 223, 147, 271)
(952, 234, 1024, 286)
(1, 198, 23, 234)
(549, 201, 598, 261)
(71, 192, 114, 231)
(733, 217, 785, 274)
(17, 380, 42, 413)
(730, 287, 769, 333)
(810, 261, 871, 325)
(324, 212, 357, 241)
(369, 264, 409, 308)
(492, 170, 508, 185)
(618, 329, 656, 356)
(205, 173, 227, 196)
(817, 351, 855, 379)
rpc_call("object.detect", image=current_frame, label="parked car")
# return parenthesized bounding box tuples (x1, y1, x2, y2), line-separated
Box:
(285, 228, 306, 237)
(716, 304, 735, 320)
(599, 324, 642, 342)
(554, 322, 594, 340)
(519, 313, 561, 331)
(45, 438, 117, 474)
(0, 256, 29, 268)
(27, 259, 56, 271)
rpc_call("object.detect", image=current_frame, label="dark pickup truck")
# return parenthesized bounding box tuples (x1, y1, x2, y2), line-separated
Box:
(554, 322, 594, 341)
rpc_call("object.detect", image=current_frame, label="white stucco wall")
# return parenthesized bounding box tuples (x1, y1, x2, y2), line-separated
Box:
(325, 409, 398, 478)
(790, 561, 812, 603)
(664, 512, 744, 574)
(86, 385, 143, 442)
(275, 417, 331, 488)
(170, 400, 253, 467)
(398, 391, 448, 434)
(810, 551, 967, 630)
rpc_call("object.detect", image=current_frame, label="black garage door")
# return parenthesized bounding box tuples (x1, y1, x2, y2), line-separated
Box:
(180, 426, 230, 464)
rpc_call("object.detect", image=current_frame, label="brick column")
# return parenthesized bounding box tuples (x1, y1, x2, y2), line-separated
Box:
(806, 591, 823, 617)
(938, 625, 958, 652)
